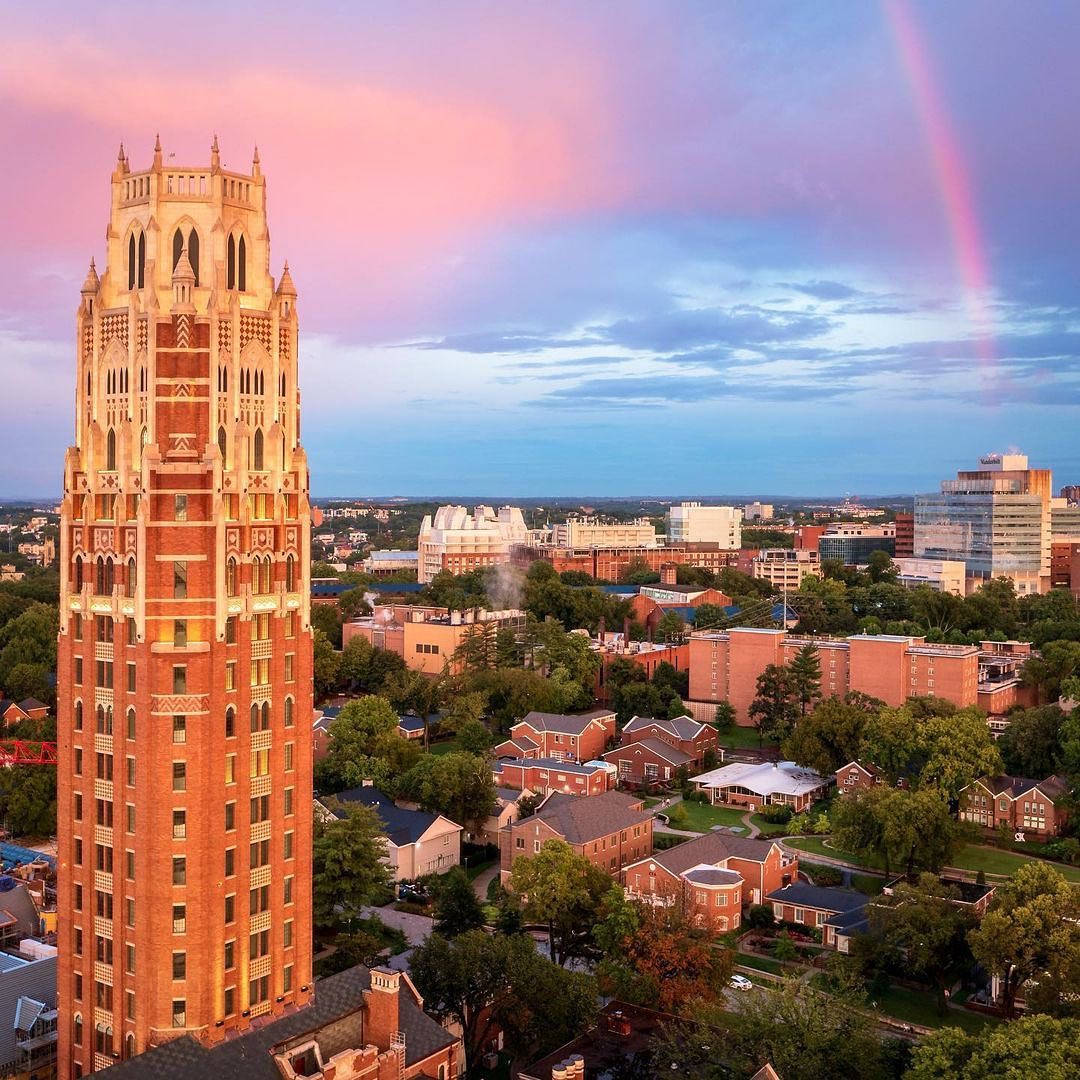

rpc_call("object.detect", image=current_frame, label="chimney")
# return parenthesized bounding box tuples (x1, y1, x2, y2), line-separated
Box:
(364, 968, 401, 1051)
(661, 563, 678, 585)
(623, 616, 631, 640)
(598, 616, 605, 644)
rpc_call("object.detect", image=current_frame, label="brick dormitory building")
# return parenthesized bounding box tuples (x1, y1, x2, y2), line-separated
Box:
(685, 626, 1035, 724)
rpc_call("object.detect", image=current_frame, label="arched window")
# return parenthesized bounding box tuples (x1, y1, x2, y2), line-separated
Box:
(128, 234, 137, 290)
(262, 701, 270, 731)
(140, 367, 147, 392)
(96, 705, 105, 734)
(218, 426, 228, 464)
(188, 229, 200, 286)
(74, 700, 83, 732)
(225, 706, 235, 739)
(253, 428, 264, 470)
(226, 558, 238, 597)
(74, 556, 83, 590)
(238, 235, 247, 292)
(250, 703, 260, 734)
(106, 429, 116, 470)
(172, 228, 184, 271)
(73, 1014, 82, 1047)
(126, 557, 137, 598)
(105, 558, 115, 594)
(126, 707, 135, 740)
(284, 697, 294, 728)
(227, 234, 236, 290)
(137, 232, 145, 288)
(285, 554, 296, 591)
(125, 1033, 136, 1060)
(95, 557, 106, 595)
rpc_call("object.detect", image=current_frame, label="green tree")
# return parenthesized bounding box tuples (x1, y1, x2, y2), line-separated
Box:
(312, 628, 341, 701)
(654, 610, 687, 644)
(416, 752, 496, 832)
(782, 696, 869, 776)
(907, 1015, 1080, 1079)
(1023, 639, 1080, 703)
(338, 586, 372, 621)
(432, 867, 486, 937)
(312, 802, 392, 929)
(713, 700, 736, 733)
(456, 717, 493, 755)
(749, 664, 799, 746)
(382, 668, 443, 746)
(508, 839, 613, 965)
(997, 705, 1067, 777)
(0, 766, 56, 836)
(787, 643, 823, 717)
(311, 602, 344, 649)
(867, 550, 897, 583)
(967, 860, 1080, 1017)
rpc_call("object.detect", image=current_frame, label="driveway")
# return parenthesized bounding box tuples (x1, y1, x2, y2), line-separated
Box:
(472, 864, 500, 900)
(361, 904, 433, 947)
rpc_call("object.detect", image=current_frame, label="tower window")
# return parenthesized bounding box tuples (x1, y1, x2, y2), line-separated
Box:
(128, 234, 137, 290)
(227, 234, 235, 290)
(253, 428, 264, 470)
(218, 426, 228, 465)
(238, 235, 246, 292)
(106, 428, 116, 470)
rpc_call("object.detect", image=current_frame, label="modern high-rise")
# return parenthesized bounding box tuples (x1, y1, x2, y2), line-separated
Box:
(666, 502, 742, 548)
(56, 138, 313, 1076)
(914, 453, 1052, 595)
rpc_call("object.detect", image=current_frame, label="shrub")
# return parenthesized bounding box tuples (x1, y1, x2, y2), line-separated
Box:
(1041, 837, 1080, 865)
(746, 904, 775, 930)
(809, 865, 844, 888)
(667, 804, 689, 828)
(758, 804, 793, 824)
(772, 931, 798, 963)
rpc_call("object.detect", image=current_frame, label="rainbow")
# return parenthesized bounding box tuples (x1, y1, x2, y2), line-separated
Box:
(885, 0, 996, 373)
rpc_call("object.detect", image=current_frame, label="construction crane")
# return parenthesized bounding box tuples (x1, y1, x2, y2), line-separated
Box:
(0, 742, 57, 767)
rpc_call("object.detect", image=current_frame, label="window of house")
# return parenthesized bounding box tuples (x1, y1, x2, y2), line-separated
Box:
(173, 715, 186, 744)
(173, 561, 187, 599)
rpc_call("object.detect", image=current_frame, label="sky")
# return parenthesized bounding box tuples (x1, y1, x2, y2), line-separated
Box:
(2, 0, 1079, 498)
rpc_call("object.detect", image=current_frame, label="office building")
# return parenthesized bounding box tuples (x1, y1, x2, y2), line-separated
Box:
(57, 139, 313, 1074)
(548, 517, 658, 548)
(893, 512, 914, 557)
(818, 524, 895, 565)
(743, 502, 774, 522)
(751, 549, 821, 590)
(416, 505, 527, 583)
(914, 452, 1052, 595)
(666, 503, 742, 548)
(893, 557, 967, 595)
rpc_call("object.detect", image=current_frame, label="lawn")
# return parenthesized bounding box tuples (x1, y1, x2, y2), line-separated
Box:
(782, 835, 1080, 883)
(735, 952, 788, 976)
(717, 726, 772, 751)
(464, 857, 497, 882)
(427, 736, 462, 756)
(869, 985, 999, 1035)
(672, 801, 747, 833)
(750, 814, 791, 837)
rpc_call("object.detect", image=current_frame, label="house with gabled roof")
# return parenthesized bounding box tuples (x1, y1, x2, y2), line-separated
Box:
(624, 830, 798, 913)
(494, 756, 615, 797)
(602, 737, 694, 788)
(767, 883, 871, 950)
(620, 713, 718, 767)
(959, 773, 1069, 838)
(499, 789, 652, 884)
(492, 708, 616, 763)
(690, 760, 830, 812)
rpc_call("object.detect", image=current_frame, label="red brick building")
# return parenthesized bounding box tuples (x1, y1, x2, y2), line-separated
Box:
(835, 761, 886, 793)
(512, 542, 745, 581)
(959, 774, 1069, 838)
(620, 713, 718, 767)
(627, 584, 731, 636)
(493, 757, 615, 797)
(624, 831, 797, 912)
(492, 709, 616, 763)
(57, 143, 313, 1075)
(594, 640, 689, 703)
(499, 790, 653, 884)
(894, 512, 915, 557)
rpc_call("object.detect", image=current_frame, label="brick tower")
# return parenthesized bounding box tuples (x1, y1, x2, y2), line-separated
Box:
(56, 138, 314, 1076)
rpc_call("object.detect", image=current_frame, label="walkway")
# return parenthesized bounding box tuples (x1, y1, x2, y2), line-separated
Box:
(741, 811, 761, 839)
(472, 863, 499, 900)
(360, 904, 433, 947)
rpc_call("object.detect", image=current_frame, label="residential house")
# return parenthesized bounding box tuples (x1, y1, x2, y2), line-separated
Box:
(835, 761, 885, 793)
(625, 831, 798, 912)
(959, 774, 1069, 838)
(477, 787, 536, 847)
(603, 738, 694, 788)
(93, 965, 461, 1079)
(620, 713, 718, 768)
(499, 790, 653, 884)
(491, 709, 616, 763)
(882, 875, 996, 918)
(0, 700, 31, 729)
(318, 787, 462, 882)
(311, 705, 340, 762)
(690, 761, 830, 813)
(766, 883, 870, 951)
(493, 757, 615, 798)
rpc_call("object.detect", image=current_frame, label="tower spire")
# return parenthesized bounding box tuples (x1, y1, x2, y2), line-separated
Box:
(211, 133, 220, 171)
(153, 132, 162, 169)
(252, 144, 261, 178)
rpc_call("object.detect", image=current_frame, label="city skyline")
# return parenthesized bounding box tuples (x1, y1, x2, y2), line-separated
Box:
(3, 1, 1080, 497)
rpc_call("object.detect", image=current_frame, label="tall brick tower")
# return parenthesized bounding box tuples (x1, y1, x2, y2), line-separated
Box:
(56, 138, 314, 1077)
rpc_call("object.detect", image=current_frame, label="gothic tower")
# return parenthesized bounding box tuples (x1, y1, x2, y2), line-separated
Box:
(56, 138, 314, 1076)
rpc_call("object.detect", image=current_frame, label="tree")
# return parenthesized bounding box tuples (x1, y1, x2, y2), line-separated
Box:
(312, 802, 391, 929)
(0, 766, 56, 836)
(787, 643, 822, 717)
(432, 867, 486, 937)
(311, 603, 344, 650)
(654, 610, 687, 644)
(867, 874, 976, 1014)
(312, 629, 341, 701)
(337, 635, 408, 695)
(749, 664, 799, 746)
(782, 696, 869, 776)
(713, 700, 736, 733)
(867, 550, 897, 584)
(997, 705, 1066, 778)
(382, 668, 443, 746)
(594, 890, 731, 1012)
(339, 586, 372, 621)
(1023, 639, 1080, 703)
(907, 1015, 1080, 1079)
(508, 839, 614, 965)
(414, 752, 496, 832)
(967, 860, 1080, 1017)
(441, 690, 488, 735)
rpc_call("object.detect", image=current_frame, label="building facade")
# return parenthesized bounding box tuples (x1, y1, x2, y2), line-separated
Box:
(914, 453, 1053, 595)
(818, 524, 895, 565)
(57, 139, 313, 1075)
(751, 549, 821, 589)
(666, 503, 741, 548)
(548, 517, 658, 548)
(416, 505, 527, 583)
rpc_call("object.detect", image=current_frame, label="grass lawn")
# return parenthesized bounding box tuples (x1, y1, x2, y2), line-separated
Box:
(717, 726, 773, 751)
(750, 814, 791, 837)
(427, 736, 462, 756)
(851, 873, 886, 895)
(784, 835, 879, 868)
(870, 985, 999, 1034)
(644, 796, 663, 808)
(735, 952, 788, 975)
(674, 801, 747, 833)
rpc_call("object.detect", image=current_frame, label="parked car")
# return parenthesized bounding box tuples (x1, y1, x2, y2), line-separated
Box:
(729, 974, 753, 991)
(398, 882, 428, 902)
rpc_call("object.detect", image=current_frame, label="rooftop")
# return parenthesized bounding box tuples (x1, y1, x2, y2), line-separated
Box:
(529, 790, 652, 845)
(767, 883, 869, 913)
(517, 708, 614, 735)
(322, 787, 458, 844)
(690, 761, 828, 798)
(633, 830, 783, 877)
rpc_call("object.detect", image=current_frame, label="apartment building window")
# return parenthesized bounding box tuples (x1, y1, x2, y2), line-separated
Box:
(126, 990, 136, 1021)
(225, 660, 237, 691)
(224, 895, 235, 924)
(173, 561, 187, 599)
(172, 714, 187, 744)
(172, 809, 186, 839)
(172, 952, 186, 980)
(225, 616, 237, 645)
(126, 708, 135, 739)
(126, 662, 136, 693)
(172, 1000, 186, 1029)
(126, 757, 135, 786)
(173, 904, 186, 934)
(249, 975, 269, 1008)
(74, 884, 82, 911)
(225, 801, 236, 831)
(226, 753, 237, 785)
(285, 611, 295, 638)
(283, 919, 293, 948)
(224, 940, 235, 970)
(125, 944, 135, 974)
(73, 613, 83, 641)
(174, 619, 187, 648)
(283, 830, 294, 860)
(284, 742, 294, 771)
(250, 928, 270, 958)
(284, 653, 294, 682)
(224, 987, 236, 1017)
(251, 840, 270, 870)
(252, 794, 270, 823)
(127, 617, 137, 645)
(74, 927, 83, 956)
(74, 657, 83, 684)
(284, 697, 294, 728)
(250, 749, 269, 779)
(74, 748, 82, 775)
(125, 850, 134, 880)
(283, 965, 293, 994)
(74, 838, 83, 866)
(125, 897, 134, 927)
(172, 856, 186, 885)
(283, 876, 293, 906)
(174, 494, 187, 521)
(74, 792, 82, 821)
(225, 848, 235, 877)
(172, 762, 186, 793)
(284, 787, 294, 816)
(126, 804, 135, 832)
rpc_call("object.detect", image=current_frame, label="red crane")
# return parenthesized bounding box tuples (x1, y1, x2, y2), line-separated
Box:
(0, 742, 58, 767)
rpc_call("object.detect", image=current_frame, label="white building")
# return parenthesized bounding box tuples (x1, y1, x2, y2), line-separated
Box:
(894, 557, 966, 595)
(417, 505, 528, 583)
(549, 516, 658, 548)
(744, 502, 774, 522)
(667, 502, 742, 548)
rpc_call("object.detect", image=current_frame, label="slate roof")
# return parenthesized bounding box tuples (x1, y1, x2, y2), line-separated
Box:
(767, 883, 869, 914)
(494, 735, 540, 757)
(824, 906, 872, 936)
(635, 831, 781, 876)
(517, 709, 614, 735)
(18, 698, 47, 712)
(606, 738, 693, 768)
(690, 760, 828, 798)
(623, 714, 706, 742)
(496, 757, 608, 777)
(532, 790, 651, 845)
(97, 965, 457, 1078)
(683, 866, 742, 886)
(325, 787, 457, 845)
(977, 774, 1068, 801)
